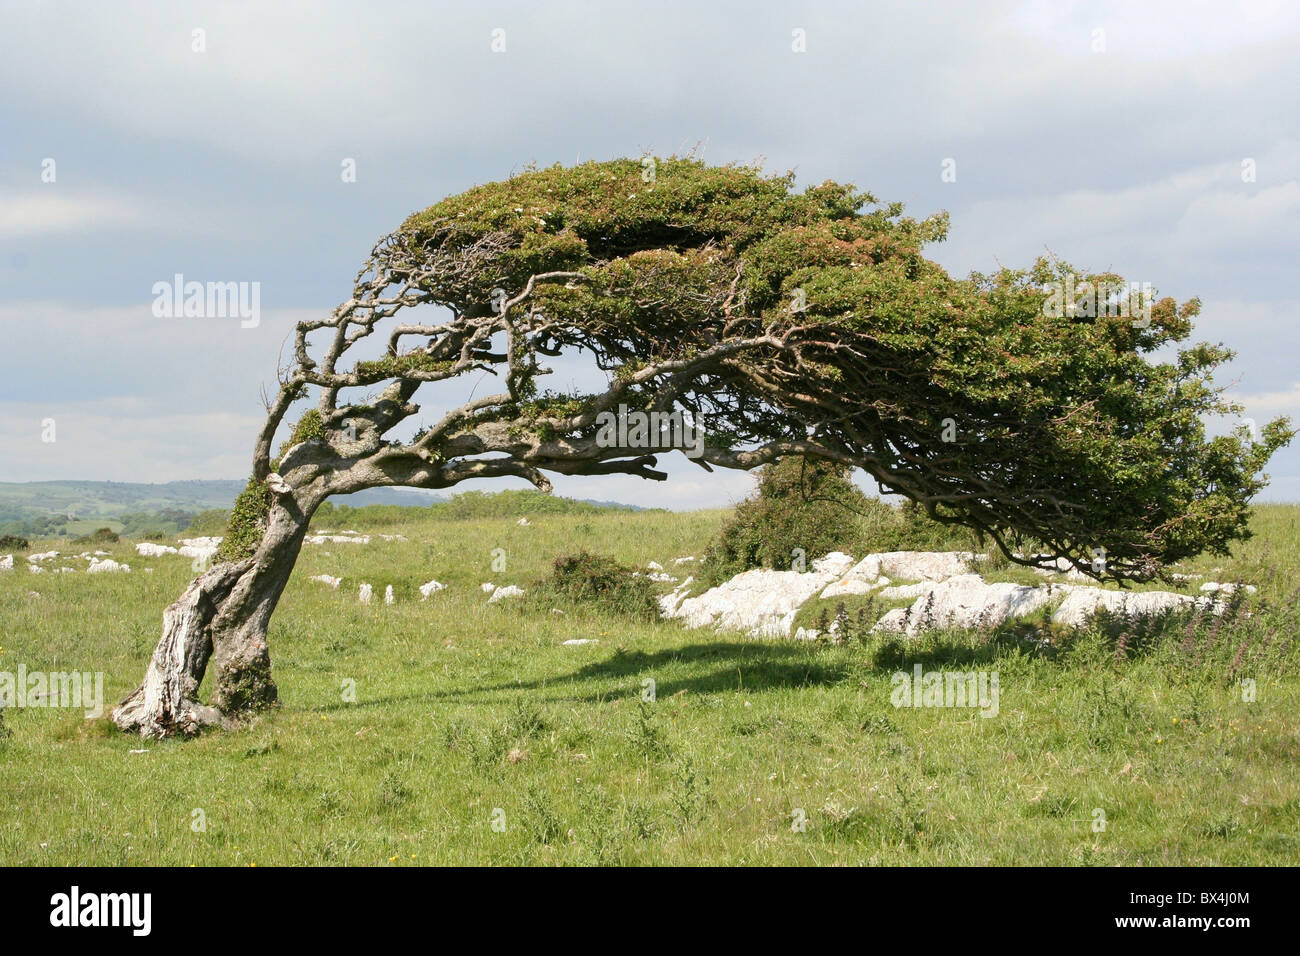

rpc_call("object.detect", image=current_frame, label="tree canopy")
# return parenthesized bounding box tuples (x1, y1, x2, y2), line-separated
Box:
(245, 157, 1289, 580)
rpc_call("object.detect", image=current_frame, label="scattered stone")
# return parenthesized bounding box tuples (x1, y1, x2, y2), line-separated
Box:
(384, 585, 395, 605)
(0, 555, 12, 571)
(178, 537, 221, 562)
(658, 576, 695, 616)
(87, 558, 130, 574)
(135, 542, 178, 557)
(418, 579, 446, 599)
(873, 551, 974, 581)
(488, 585, 525, 603)
(666, 566, 841, 638)
(358, 583, 373, 604)
(562, 638, 597, 646)
(310, 574, 343, 589)
(877, 575, 1054, 636)
(28, 550, 59, 563)
(517, 517, 530, 526)
(305, 534, 371, 545)
(1199, 582, 1257, 595)
(646, 561, 664, 571)
(480, 582, 496, 593)
(876, 581, 938, 601)
(1051, 588, 1220, 628)
(672, 556, 696, 565)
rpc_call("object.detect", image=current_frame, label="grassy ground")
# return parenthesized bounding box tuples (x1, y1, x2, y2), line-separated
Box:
(1, 504, 1298, 865)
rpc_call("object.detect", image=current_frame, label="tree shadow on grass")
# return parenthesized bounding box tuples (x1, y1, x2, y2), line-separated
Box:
(304, 641, 854, 712)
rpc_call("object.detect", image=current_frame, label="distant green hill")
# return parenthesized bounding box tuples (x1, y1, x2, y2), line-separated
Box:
(0, 480, 646, 539)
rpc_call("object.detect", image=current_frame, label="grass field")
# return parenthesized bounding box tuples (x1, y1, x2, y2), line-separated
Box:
(1, 503, 1298, 866)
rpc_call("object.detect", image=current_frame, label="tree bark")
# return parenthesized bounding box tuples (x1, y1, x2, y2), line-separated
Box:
(114, 492, 316, 737)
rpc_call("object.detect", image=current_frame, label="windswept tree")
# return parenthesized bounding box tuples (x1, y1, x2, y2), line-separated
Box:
(113, 157, 1290, 737)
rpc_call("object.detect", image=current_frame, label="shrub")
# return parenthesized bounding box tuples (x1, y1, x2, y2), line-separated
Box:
(0, 534, 30, 551)
(532, 550, 658, 618)
(699, 457, 982, 585)
(72, 527, 119, 545)
(700, 457, 884, 583)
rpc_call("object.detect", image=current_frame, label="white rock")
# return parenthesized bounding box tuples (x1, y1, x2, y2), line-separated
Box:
(384, 585, 394, 605)
(1199, 582, 1257, 595)
(358, 583, 373, 604)
(666, 566, 840, 638)
(793, 627, 820, 641)
(672, 556, 696, 565)
(480, 582, 496, 593)
(376, 534, 407, 542)
(646, 572, 677, 583)
(877, 581, 939, 601)
(135, 542, 178, 557)
(310, 574, 343, 589)
(658, 576, 695, 616)
(811, 551, 856, 576)
(871, 608, 912, 633)
(517, 517, 530, 526)
(28, 564, 44, 574)
(87, 558, 130, 574)
(0, 555, 12, 571)
(562, 638, 597, 646)
(819, 552, 887, 598)
(889, 574, 1054, 636)
(488, 585, 525, 603)
(1051, 588, 1220, 628)
(646, 561, 664, 571)
(872, 551, 974, 582)
(28, 550, 59, 563)
(178, 537, 220, 562)
(305, 534, 371, 545)
(418, 579, 446, 599)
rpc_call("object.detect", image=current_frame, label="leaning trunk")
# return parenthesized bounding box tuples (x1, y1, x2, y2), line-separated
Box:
(114, 493, 315, 737)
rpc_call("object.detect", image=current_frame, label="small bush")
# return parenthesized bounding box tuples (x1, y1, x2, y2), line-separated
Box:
(532, 550, 658, 618)
(699, 457, 983, 585)
(72, 527, 119, 545)
(0, 534, 30, 551)
(701, 457, 875, 582)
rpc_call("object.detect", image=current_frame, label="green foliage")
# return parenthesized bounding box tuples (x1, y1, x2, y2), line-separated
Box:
(118, 509, 195, 539)
(701, 457, 972, 584)
(72, 527, 119, 545)
(215, 481, 271, 562)
(394, 157, 1292, 576)
(273, 410, 326, 470)
(531, 550, 658, 618)
(702, 457, 875, 581)
(186, 509, 231, 536)
(0, 534, 30, 552)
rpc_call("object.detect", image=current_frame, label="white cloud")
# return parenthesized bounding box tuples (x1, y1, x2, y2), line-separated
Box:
(0, 190, 141, 240)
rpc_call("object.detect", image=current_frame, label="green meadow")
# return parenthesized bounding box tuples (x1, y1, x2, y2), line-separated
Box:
(1, 501, 1297, 866)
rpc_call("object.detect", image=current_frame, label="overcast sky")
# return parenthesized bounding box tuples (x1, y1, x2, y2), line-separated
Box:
(2, 0, 1298, 508)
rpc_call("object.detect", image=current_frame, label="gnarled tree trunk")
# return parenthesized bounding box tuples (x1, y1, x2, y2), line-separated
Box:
(114, 491, 317, 737)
